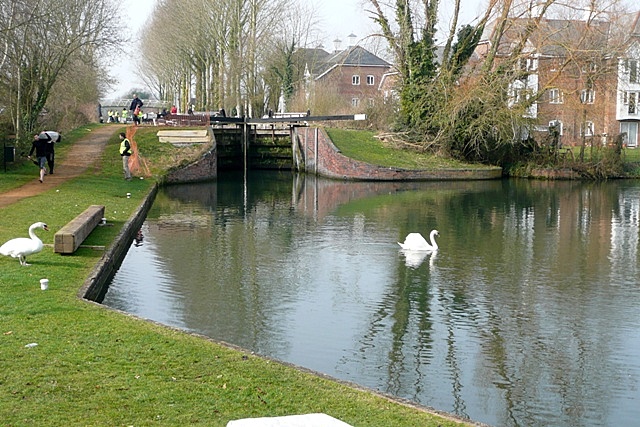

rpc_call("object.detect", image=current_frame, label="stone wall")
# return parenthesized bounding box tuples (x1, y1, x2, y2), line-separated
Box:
(295, 127, 502, 181)
(162, 129, 218, 184)
(162, 148, 218, 184)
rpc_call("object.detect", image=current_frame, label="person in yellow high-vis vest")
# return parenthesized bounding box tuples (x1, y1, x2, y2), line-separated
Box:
(119, 132, 133, 180)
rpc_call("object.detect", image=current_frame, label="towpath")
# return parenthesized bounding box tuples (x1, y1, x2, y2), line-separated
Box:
(0, 125, 117, 208)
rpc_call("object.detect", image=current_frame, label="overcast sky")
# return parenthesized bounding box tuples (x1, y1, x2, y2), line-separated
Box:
(106, 0, 486, 98)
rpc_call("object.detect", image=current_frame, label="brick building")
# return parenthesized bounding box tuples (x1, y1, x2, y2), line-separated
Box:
(298, 37, 392, 111)
(475, 12, 640, 147)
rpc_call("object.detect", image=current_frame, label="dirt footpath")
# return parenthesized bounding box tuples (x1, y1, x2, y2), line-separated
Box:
(0, 125, 118, 208)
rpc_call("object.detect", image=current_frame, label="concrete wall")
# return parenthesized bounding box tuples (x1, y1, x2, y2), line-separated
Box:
(295, 127, 503, 181)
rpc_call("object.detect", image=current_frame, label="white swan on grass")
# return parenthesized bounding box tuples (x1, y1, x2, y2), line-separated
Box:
(398, 230, 439, 251)
(0, 222, 49, 266)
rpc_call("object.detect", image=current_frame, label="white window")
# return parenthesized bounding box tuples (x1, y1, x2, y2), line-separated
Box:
(629, 92, 638, 114)
(549, 120, 563, 136)
(513, 88, 532, 104)
(352, 75, 360, 85)
(621, 122, 638, 148)
(368, 98, 375, 106)
(580, 89, 595, 104)
(351, 97, 360, 107)
(366, 75, 375, 85)
(581, 121, 595, 137)
(517, 57, 537, 71)
(549, 88, 563, 104)
(624, 92, 640, 114)
(626, 59, 638, 84)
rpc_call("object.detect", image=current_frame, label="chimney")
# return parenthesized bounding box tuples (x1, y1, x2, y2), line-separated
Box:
(348, 33, 357, 47)
(333, 38, 342, 53)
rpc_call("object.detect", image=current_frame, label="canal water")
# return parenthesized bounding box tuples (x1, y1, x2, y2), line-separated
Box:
(102, 171, 640, 427)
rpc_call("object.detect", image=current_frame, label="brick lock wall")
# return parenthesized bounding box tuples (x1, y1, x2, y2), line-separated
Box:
(163, 138, 218, 184)
(295, 127, 502, 181)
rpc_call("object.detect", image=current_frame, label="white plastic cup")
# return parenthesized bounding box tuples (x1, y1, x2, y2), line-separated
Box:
(101, 217, 107, 225)
(40, 278, 49, 290)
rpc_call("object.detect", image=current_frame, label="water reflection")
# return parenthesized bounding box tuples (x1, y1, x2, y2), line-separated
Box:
(103, 173, 640, 427)
(400, 248, 436, 269)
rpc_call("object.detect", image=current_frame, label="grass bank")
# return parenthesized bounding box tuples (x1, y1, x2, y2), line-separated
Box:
(326, 128, 497, 170)
(0, 125, 473, 426)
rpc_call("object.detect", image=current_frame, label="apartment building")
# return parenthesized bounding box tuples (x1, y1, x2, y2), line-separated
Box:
(476, 12, 640, 147)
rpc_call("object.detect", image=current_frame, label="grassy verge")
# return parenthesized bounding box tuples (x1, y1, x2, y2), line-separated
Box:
(326, 128, 497, 170)
(0, 125, 102, 192)
(0, 125, 472, 426)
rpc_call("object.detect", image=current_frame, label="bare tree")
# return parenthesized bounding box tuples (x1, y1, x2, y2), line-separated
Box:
(139, 0, 318, 117)
(0, 0, 122, 146)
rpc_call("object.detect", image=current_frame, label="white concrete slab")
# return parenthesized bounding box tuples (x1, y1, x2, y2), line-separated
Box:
(226, 413, 353, 426)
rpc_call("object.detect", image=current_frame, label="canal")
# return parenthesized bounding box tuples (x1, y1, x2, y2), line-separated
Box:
(102, 171, 640, 427)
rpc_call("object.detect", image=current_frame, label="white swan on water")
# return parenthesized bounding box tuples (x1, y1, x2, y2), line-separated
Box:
(398, 230, 439, 251)
(0, 222, 48, 266)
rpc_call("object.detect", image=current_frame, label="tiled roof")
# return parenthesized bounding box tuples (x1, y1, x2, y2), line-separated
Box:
(295, 48, 332, 75)
(299, 45, 391, 79)
(480, 15, 640, 58)
(324, 46, 391, 68)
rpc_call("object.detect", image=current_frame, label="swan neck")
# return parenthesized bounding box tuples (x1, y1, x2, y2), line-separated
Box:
(429, 231, 438, 249)
(28, 225, 42, 242)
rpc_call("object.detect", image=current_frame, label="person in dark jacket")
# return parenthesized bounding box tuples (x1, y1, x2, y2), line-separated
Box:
(38, 130, 61, 174)
(28, 134, 49, 183)
(129, 94, 143, 117)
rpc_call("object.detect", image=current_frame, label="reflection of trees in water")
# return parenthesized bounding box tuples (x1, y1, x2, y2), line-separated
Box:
(125, 173, 640, 427)
(343, 178, 640, 426)
(149, 177, 308, 358)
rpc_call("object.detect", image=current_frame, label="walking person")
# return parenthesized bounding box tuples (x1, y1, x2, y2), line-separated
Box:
(28, 133, 49, 183)
(132, 105, 141, 126)
(129, 94, 143, 118)
(39, 130, 61, 174)
(119, 132, 133, 180)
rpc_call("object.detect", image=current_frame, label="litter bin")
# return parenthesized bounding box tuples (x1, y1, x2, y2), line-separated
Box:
(4, 144, 15, 172)
(4, 145, 15, 162)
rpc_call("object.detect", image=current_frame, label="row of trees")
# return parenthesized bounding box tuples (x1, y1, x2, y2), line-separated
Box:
(138, 0, 321, 117)
(0, 0, 122, 150)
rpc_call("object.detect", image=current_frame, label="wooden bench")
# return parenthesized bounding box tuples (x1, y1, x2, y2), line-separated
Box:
(54, 205, 105, 254)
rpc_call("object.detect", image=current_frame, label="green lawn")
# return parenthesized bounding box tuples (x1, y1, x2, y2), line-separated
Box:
(326, 128, 496, 169)
(0, 125, 472, 426)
